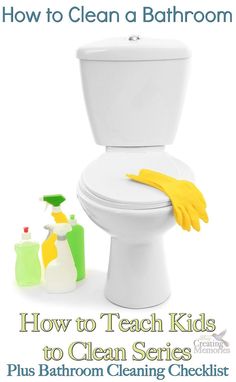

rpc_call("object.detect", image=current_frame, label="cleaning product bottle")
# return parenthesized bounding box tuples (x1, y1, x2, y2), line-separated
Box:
(67, 214, 85, 281)
(44, 224, 77, 293)
(41, 194, 68, 268)
(15, 227, 41, 286)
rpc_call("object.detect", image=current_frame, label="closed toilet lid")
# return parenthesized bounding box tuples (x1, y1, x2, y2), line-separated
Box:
(80, 148, 194, 210)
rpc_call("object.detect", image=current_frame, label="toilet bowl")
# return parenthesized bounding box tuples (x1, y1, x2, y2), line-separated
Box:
(76, 37, 192, 308)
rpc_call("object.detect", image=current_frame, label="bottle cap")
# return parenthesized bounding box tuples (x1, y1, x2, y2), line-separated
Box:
(69, 214, 77, 225)
(22, 227, 31, 240)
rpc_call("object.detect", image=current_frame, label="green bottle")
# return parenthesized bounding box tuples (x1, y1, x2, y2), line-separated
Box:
(67, 215, 85, 281)
(15, 227, 41, 286)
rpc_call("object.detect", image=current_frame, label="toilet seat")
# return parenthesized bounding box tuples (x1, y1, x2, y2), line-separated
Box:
(79, 148, 194, 210)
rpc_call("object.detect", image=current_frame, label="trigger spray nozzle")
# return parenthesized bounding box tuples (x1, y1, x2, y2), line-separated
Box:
(44, 224, 54, 240)
(40, 194, 66, 212)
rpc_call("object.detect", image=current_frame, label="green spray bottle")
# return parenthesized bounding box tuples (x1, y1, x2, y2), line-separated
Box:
(67, 214, 85, 281)
(15, 227, 41, 286)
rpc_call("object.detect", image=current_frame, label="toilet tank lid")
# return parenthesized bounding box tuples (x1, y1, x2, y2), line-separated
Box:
(77, 37, 191, 61)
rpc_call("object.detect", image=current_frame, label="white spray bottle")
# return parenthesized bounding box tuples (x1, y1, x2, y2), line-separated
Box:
(44, 224, 77, 293)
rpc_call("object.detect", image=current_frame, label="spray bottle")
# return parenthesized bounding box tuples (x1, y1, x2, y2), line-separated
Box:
(67, 214, 85, 281)
(15, 227, 41, 286)
(41, 194, 68, 268)
(44, 224, 77, 293)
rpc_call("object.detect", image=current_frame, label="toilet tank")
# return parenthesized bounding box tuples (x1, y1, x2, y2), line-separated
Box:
(77, 37, 191, 147)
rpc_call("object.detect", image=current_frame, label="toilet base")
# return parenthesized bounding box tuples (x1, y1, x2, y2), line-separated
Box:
(105, 236, 170, 309)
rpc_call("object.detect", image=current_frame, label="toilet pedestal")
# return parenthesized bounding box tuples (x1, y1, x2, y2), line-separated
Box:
(105, 236, 170, 308)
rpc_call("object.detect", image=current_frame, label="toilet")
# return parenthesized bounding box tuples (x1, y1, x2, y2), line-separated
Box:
(76, 37, 193, 308)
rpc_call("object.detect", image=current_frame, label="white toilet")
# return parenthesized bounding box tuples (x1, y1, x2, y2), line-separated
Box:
(76, 37, 193, 308)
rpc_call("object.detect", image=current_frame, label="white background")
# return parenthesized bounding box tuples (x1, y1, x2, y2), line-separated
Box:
(0, 0, 235, 380)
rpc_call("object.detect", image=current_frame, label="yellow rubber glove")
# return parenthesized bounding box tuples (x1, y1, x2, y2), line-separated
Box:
(126, 169, 208, 232)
